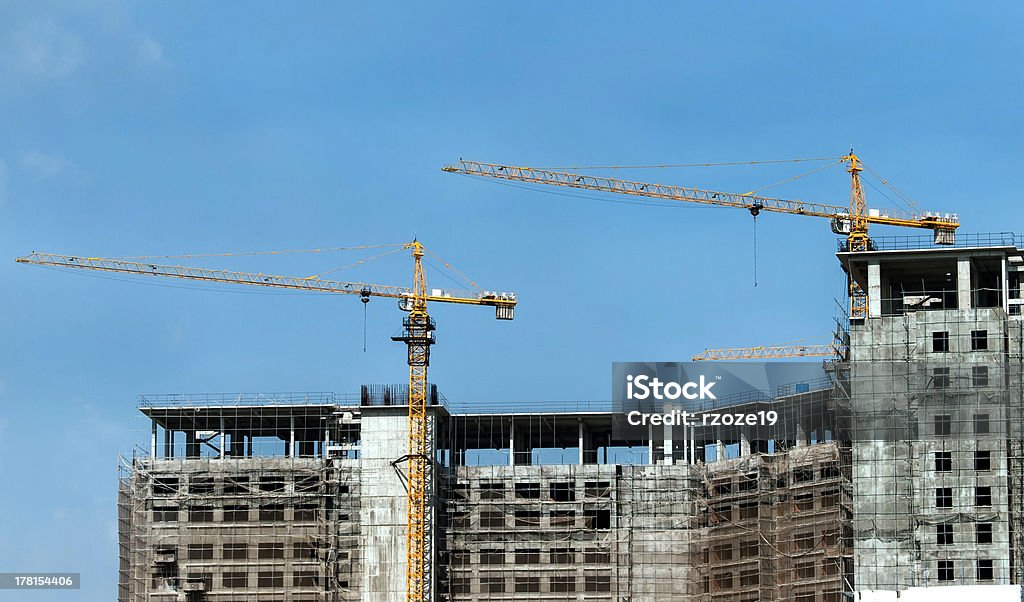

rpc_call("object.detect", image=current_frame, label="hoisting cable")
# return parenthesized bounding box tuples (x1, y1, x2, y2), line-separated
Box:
(749, 203, 763, 287)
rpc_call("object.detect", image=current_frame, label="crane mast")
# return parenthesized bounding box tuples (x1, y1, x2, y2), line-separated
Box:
(17, 241, 516, 602)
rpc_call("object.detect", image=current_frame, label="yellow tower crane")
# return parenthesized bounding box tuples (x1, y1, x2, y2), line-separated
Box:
(16, 240, 516, 602)
(442, 153, 959, 319)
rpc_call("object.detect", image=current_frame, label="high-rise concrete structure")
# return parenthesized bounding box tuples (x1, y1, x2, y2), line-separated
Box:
(116, 233, 1024, 601)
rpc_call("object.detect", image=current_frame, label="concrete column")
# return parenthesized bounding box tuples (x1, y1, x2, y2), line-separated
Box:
(508, 419, 515, 466)
(868, 260, 882, 317)
(647, 423, 654, 465)
(219, 417, 226, 459)
(324, 423, 330, 458)
(1002, 257, 1009, 312)
(958, 256, 972, 309)
(662, 403, 673, 466)
(690, 427, 696, 465)
(290, 416, 296, 458)
(578, 420, 584, 466)
(150, 420, 157, 458)
(795, 423, 806, 447)
(740, 434, 750, 457)
(682, 420, 688, 465)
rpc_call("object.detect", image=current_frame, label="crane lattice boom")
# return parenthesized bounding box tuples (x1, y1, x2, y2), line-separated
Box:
(692, 344, 846, 361)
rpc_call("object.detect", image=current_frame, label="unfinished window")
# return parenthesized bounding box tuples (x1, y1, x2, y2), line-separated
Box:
(975, 413, 990, 434)
(738, 501, 758, 520)
(514, 549, 541, 564)
(294, 503, 318, 522)
(794, 561, 815, 580)
(189, 477, 214, 495)
(976, 486, 993, 507)
(479, 549, 504, 565)
(550, 548, 575, 564)
(793, 468, 814, 483)
(976, 450, 992, 471)
(293, 542, 316, 560)
(973, 366, 990, 387)
(714, 481, 733, 496)
(223, 572, 247, 589)
(223, 505, 248, 522)
(259, 476, 285, 492)
(795, 593, 816, 602)
(935, 451, 952, 473)
(821, 488, 839, 508)
(480, 575, 504, 593)
(938, 560, 954, 582)
(223, 543, 247, 560)
(293, 572, 318, 587)
(712, 572, 733, 591)
(449, 511, 469, 529)
(152, 477, 178, 496)
(971, 330, 988, 351)
(794, 493, 814, 512)
(935, 415, 952, 437)
(514, 482, 540, 499)
(550, 575, 576, 592)
(933, 331, 950, 352)
(585, 481, 611, 497)
(224, 476, 249, 495)
(584, 574, 611, 592)
(584, 548, 611, 563)
(449, 550, 469, 567)
(711, 504, 732, 522)
(189, 506, 214, 523)
(480, 511, 504, 529)
(257, 571, 284, 588)
(259, 504, 285, 521)
(479, 482, 504, 499)
(584, 508, 611, 530)
(514, 576, 540, 593)
(153, 506, 178, 522)
(295, 475, 319, 493)
(739, 569, 759, 587)
(977, 523, 993, 544)
(550, 482, 575, 501)
(187, 544, 213, 560)
(820, 463, 840, 479)
(449, 577, 470, 594)
(514, 510, 540, 527)
(452, 483, 469, 500)
(936, 523, 953, 545)
(550, 509, 575, 527)
(978, 559, 994, 581)
(739, 474, 758, 491)
(739, 539, 759, 558)
(258, 543, 285, 559)
(933, 367, 951, 389)
(936, 487, 953, 509)
(794, 532, 815, 551)
(711, 543, 733, 562)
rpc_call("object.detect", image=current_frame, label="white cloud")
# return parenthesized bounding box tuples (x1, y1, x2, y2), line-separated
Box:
(19, 150, 90, 184)
(4, 19, 85, 80)
(137, 36, 164, 68)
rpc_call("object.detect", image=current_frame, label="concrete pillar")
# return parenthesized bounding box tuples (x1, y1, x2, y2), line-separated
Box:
(150, 420, 157, 458)
(290, 415, 296, 458)
(740, 433, 750, 457)
(690, 426, 696, 465)
(662, 403, 673, 466)
(795, 423, 806, 447)
(715, 440, 726, 463)
(868, 260, 882, 317)
(164, 428, 173, 459)
(1002, 257, 1009, 312)
(509, 419, 515, 466)
(647, 423, 654, 465)
(958, 256, 972, 309)
(219, 417, 226, 459)
(578, 420, 584, 466)
(324, 422, 330, 458)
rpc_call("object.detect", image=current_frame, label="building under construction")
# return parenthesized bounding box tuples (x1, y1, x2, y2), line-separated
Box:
(114, 233, 1024, 601)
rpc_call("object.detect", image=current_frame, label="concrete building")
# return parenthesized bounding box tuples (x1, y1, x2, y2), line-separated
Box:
(116, 233, 1024, 601)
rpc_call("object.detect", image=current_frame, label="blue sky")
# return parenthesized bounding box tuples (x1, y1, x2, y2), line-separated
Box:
(0, 2, 1021, 599)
